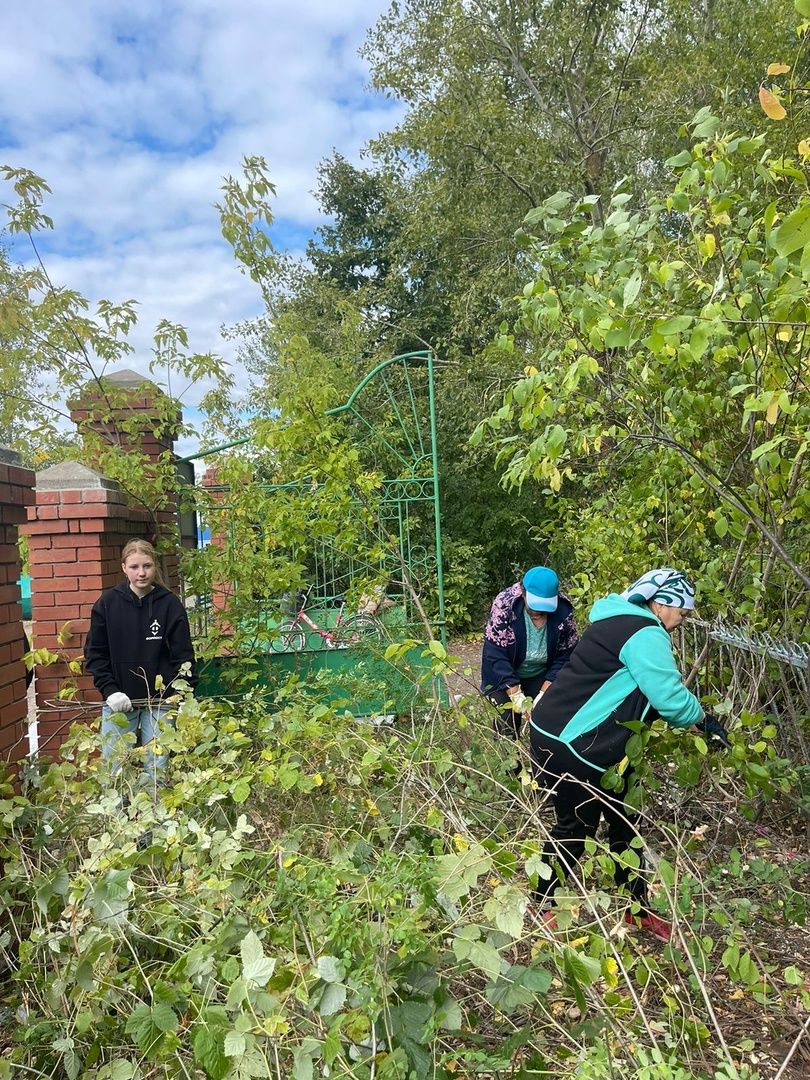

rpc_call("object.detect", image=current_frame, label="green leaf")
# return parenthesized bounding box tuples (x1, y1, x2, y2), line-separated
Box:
(605, 327, 630, 348)
(544, 191, 573, 213)
(152, 1001, 179, 1032)
(319, 982, 347, 1016)
(194, 1027, 230, 1080)
(293, 1047, 314, 1080)
(232, 779, 251, 803)
(525, 854, 553, 881)
(694, 736, 708, 755)
(773, 202, 810, 257)
(563, 947, 601, 987)
(483, 884, 526, 939)
(622, 272, 642, 310)
(125, 1002, 178, 1056)
(751, 435, 787, 462)
(784, 965, 804, 986)
(485, 963, 552, 1012)
(436, 994, 463, 1031)
(96, 1062, 136, 1080)
(656, 315, 693, 336)
(316, 956, 343, 984)
(453, 932, 502, 981)
(241, 930, 276, 987)
(714, 514, 728, 538)
(224, 1030, 246, 1058)
(434, 844, 492, 901)
(666, 150, 693, 168)
(693, 114, 721, 139)
(658, 858, 676, 888)
(796, 0, 810, 17)
(427, 638, 447, 659)
(469, 940, 503, 981)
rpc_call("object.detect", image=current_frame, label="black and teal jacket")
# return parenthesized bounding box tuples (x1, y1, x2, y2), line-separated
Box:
(529, 593, 702, 772)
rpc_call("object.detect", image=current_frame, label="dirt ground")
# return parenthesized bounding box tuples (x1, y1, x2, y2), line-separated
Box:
(444, 636, 482, 701)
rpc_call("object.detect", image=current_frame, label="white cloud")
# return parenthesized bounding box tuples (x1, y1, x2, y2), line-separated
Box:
(0, 0, 402, 455)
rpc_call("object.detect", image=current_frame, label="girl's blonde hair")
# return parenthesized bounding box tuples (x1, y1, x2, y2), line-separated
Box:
(121, 539, 165, 586)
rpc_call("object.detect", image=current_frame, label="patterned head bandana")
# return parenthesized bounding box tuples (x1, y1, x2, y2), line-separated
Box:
(620, 568, 696, 610)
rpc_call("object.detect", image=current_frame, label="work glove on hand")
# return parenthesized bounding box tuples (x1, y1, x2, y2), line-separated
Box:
(509, 691, 531, 715)
(697, 714, 730, 749)
(106, 692, 133, 714)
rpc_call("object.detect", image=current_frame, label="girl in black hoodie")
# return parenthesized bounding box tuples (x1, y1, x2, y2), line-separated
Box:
(84, 539, 196, 782)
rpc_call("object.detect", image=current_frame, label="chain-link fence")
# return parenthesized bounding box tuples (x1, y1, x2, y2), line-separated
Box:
(680, 619, 810, 766)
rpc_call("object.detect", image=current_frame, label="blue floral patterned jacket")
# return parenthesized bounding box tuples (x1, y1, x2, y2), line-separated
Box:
(481, 583, 579, 694)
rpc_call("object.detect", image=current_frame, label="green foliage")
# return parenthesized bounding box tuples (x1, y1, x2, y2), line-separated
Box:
(435, 539, 489, 634)
(475, 108, 810, 627)
(1, 683, 807, 1078)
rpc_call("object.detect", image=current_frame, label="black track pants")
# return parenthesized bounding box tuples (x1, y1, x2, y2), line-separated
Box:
(530, 734, 649, 909)
(487, 673, 546, 739)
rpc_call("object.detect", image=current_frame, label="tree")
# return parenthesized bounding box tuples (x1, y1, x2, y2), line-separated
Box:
(474, 105, 810, 628)
(0, 166, 231, 538)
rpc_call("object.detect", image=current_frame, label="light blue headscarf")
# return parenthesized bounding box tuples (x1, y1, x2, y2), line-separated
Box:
(621, 568, 696, 610)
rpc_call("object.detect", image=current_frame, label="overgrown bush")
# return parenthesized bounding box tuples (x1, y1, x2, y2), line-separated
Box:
(1, 668, 807, 1079)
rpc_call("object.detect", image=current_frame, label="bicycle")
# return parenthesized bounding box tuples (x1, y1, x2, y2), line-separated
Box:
(270, 587, 385, 653)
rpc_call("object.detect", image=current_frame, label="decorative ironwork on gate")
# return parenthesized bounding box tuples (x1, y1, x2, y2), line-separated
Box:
(183, 350, 446, 648)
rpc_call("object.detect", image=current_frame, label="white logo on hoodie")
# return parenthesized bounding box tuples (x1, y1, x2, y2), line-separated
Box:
(147, 619, 162, 641)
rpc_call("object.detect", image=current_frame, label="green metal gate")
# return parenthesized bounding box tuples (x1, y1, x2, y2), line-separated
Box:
(183, 351, 446, 713)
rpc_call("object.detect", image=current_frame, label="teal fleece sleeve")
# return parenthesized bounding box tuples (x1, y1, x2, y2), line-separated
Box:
(619, 626, 703, 728)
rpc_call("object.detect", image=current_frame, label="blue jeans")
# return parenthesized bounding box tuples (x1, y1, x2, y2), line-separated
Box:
(100, 705, 173, 783)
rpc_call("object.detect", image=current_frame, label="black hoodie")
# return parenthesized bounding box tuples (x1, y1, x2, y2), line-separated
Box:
(84, 582, 196, 703)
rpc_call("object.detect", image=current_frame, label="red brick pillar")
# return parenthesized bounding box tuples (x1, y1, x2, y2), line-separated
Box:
(0, 449, 35, 766)
(200, 465, 232, 614)
(23, 462, 151, 758)
(69, 369, 182, 590)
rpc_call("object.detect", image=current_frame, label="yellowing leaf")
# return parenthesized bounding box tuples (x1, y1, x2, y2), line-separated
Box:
(799, 140, 810, 158)
(759, 86, 787, 121)
(766, 397, 780, 424)
(703, 233, 716, 258)
(766, 63, 791, 75)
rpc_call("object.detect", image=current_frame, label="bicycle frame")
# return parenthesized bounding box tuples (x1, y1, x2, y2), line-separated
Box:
(271, 588, 384, 654)
(287, 588, 349, 648)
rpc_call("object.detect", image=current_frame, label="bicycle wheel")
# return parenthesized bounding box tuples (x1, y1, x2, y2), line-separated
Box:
(270, 621, 306, 653)
(334, 614, 384, 648)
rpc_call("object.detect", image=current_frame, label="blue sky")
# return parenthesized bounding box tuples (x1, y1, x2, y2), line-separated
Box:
(0, 0, 400, 457)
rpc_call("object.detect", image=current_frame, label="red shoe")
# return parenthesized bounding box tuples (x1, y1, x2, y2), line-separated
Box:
(539, 909, 558, 931)
(624, 910, 671, 942)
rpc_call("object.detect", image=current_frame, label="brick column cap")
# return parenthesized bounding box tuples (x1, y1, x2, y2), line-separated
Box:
(69, 369, 179, 413)
(0, 447, 23, 467)
(92, 368, 153, 389)
(36, 461, 122, 492)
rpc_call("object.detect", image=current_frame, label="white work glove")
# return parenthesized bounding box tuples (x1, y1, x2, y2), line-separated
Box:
(509, 691, 531, 714)
(106, 692, 133, 714)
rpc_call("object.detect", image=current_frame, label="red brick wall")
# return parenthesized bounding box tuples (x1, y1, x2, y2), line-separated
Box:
(0, 459, 35, 767)
(23, 483, 155, 757)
